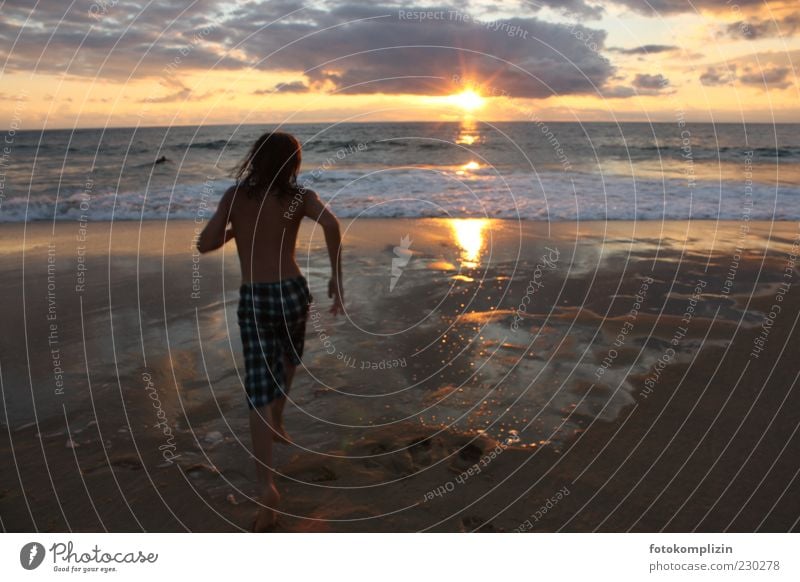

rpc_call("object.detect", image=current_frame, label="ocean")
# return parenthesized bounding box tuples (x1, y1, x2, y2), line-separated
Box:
(2, 121, 799, 223)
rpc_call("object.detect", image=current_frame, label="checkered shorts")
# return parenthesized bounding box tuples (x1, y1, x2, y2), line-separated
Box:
(237, 276, 312, 409)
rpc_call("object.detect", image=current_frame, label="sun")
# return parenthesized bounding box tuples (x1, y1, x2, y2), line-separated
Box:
(448, 89, 485, 111)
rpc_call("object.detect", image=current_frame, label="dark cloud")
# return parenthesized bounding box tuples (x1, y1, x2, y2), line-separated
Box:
(599, 85, 636, 98)
(612, 0, 786, 15)
(633, 73, 669, 90)
(228, 4, 617, 98)
(703, 48, 800, 73)
(0, 1, 620, 99)
(599, 73, 672, 98)
(699, 66, 736, 86)
(739, 66, 792, 89)
(726, 14, 800, 40)
(533, 0, 605, 18)
(608, 44, 678, 55)
(256, 82, 311, 94)
(700, 49, 800, 89)
(0, 0, 245, 78)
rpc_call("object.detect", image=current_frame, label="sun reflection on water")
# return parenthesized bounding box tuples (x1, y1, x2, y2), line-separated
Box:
(456, 160, 481, 175)
(456, 118, 480, 146)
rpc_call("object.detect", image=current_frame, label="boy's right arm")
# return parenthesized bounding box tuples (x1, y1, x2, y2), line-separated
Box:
(303, 190, 344, 315)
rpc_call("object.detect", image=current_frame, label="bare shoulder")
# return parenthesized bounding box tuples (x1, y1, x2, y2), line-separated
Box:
(302, 187, 320, 202)
(301, 187, 324, 217)
(220, 184, 239, 207)
(301, 188, 338, 227)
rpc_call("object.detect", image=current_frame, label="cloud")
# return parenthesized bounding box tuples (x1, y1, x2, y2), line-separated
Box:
(0, 0, 245, 78)
(726, 13, 800, 40)
(136, 81, 225, 103)
(612, 0, 786, 15)
(700, 49, 799, 90)
(739, 66, 792, 89)
(228, 4, 618, 99)
(599, 85, 636, 98)
(704, 48, 800, 72)
(137, 77, 193, 103)
(599, 73, 671, 98)
(138, 88, 191, 103)
(0, 1, 620, 100)
(699, 66, 736, 86)
(608, 44, 678, 55)
(539, 0, 605, 18)
(258, 81, 311, 94)
(633, 73, 669, 90)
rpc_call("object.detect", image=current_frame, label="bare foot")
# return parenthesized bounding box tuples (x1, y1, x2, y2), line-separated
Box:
(251, 483, 280, 532)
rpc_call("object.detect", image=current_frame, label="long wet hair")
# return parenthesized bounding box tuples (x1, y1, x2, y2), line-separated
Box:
(233, 131, 302, 199)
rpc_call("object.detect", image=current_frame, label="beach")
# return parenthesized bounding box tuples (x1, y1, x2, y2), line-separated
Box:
(1, 218, 799, 532)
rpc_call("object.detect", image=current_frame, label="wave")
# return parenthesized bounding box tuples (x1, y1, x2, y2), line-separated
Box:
(154, 138, 378, 155)
(173, 139, 242, 150)
(302, 139, 373, 151)
(614, 145, 800, 160)
(731, 146, 800, 158)
(13, 136, 799, 164)
(3, 168, 799, 223)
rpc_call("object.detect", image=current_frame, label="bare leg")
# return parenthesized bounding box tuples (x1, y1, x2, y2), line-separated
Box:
(249, 405, 280, 531)
(271, 357, 296, 445)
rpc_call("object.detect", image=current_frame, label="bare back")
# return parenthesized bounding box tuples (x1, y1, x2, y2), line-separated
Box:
(229, 187, 305, 283)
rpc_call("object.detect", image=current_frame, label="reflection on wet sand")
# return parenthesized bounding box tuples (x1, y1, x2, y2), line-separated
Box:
(449, 218, 489, 267)
(4, 219, 800, 532)
(329, 219, 800, 453)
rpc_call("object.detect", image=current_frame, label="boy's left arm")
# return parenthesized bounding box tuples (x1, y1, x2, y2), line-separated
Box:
(197, 186, 235, 253)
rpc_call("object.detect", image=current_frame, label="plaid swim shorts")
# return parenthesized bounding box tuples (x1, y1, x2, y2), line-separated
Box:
(237, 275, 312, 409)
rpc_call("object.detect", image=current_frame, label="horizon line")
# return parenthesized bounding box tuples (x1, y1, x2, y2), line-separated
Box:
(18, 119, 800, 132)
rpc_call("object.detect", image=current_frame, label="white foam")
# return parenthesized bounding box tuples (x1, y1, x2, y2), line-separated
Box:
(1, 168, 796, 222)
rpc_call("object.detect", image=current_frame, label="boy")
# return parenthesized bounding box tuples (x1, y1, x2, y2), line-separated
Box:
(198, 132, 344, 531)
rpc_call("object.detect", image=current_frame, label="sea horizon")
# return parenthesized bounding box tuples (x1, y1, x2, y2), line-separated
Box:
(3, 121, 799, 224)
(14, 120, 800, 133)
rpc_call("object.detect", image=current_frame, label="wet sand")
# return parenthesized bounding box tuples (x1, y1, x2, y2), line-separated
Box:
(1, 218, 799, 532)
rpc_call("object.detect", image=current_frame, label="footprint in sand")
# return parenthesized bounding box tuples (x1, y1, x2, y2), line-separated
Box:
(307, 466, 337, 482)
(184, 463, 220, 478)
(84, 454, 143, 475)
(359, 442, 415, 476)
(287, 464, 338, 483)
(449, 442, 484, 472)
(407, 437, 435, 468)
(361, 442, 389, 468)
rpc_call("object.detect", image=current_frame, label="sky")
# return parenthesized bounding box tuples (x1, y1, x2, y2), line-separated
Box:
(1, 0, 798, 128)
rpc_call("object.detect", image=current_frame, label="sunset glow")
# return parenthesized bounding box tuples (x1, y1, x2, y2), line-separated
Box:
(448, 90, 485, 112)
(0, 2, 797, 127)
